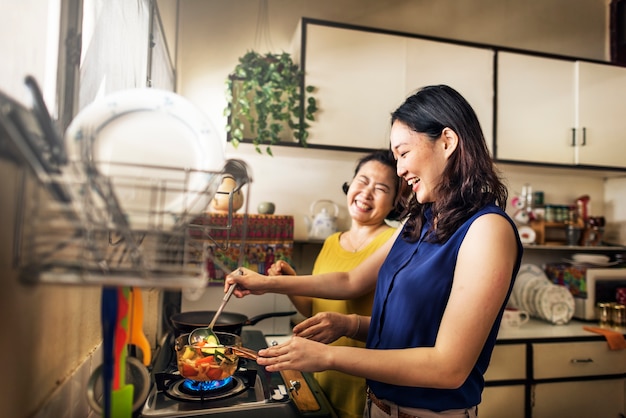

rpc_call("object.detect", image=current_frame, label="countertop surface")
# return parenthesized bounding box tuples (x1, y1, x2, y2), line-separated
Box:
(496, 318, 626, 341)
(265, 319, 626, 346)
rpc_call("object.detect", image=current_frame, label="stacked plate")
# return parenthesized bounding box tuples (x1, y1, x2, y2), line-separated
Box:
(509, 264, 575, 325)
(563, 253, 619, 267)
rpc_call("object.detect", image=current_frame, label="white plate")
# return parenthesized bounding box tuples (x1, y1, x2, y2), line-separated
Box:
(512, 264, 550, 312)
(518, 226, 536, 244)
(572, 253, 609, 263)
(65, 88, 224, 227)
(537, 284, 574, 324)
(562, 258, 619, 267)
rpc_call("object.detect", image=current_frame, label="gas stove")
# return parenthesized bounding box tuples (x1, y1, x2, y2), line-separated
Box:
(141, 330, 337, 417)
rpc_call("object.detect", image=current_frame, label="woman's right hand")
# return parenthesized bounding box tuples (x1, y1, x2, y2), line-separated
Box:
(267, 260, 296, 276)
(225, 267, 268, 298)
(257, 336, 331, 373)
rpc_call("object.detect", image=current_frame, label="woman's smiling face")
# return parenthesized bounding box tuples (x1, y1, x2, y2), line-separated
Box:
(346, 160, 396, 225)
(390, 121, 457, 204)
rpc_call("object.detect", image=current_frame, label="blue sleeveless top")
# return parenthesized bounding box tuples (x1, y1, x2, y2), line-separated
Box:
(366, 204, 523, 411)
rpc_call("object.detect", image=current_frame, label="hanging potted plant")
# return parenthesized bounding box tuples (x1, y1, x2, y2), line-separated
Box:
(224, 50, 318, 155)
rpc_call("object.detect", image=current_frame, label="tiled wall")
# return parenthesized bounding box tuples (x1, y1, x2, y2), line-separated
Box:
(33, 345, 102, 418)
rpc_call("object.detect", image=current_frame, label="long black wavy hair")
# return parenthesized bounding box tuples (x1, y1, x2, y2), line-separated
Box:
(342, 149, 410, 222)
(391, 85, 508, 243)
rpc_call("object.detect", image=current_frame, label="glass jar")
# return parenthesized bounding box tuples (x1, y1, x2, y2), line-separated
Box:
(597, 302, 612, 326)
(545, 205, 555, 222)
(612, 304, 626, 327)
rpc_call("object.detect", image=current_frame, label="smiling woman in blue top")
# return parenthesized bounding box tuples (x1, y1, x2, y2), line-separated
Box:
(225, 85, 523, 417)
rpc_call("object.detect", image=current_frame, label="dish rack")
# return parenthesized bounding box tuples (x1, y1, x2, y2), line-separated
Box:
(14, 159, 251, 288)
(1, 78, 252, 288)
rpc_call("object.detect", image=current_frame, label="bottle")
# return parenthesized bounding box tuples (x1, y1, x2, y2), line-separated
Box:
(522, 184, 534, 221)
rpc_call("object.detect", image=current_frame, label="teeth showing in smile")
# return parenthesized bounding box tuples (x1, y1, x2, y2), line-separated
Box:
(355, 201, 370, 210)
(407, 178, 420, 186)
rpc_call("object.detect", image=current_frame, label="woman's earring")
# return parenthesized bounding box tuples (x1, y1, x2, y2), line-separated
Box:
(342, 182, 349, 194)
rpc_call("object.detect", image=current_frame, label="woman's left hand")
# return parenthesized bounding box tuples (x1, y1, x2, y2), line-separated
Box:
(257, 336, 330, 372)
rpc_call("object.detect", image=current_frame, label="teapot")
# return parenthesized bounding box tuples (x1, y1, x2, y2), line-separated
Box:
(211, 175, 244, 213)
(304, 200, 339, 240)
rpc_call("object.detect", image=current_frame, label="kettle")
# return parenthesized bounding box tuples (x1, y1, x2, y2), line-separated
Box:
(211, 175, 244, 213)
(304, 200, 339, 240)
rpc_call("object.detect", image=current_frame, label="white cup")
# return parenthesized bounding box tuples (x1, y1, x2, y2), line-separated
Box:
(501, 308, 530, 328)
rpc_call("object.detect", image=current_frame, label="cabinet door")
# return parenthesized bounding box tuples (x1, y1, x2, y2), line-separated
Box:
(481, 386, 525, 418)
(484, 344, 526, 381)
(404, 39, 494, 155)
(533, 379, 625, 418)
(496, 52, 576, 164)
(576, 61, 626, 168)
(304, 23, 495, 151)
(305, 24, 406, 149)
(533, 341, 626, 379)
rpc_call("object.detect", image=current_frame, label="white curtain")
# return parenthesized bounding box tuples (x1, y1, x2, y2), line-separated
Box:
(78, 0, 151, 110)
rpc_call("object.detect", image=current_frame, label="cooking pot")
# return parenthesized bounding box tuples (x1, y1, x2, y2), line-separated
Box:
(176, 332, 245, 381)
(170, 310, 296, 335)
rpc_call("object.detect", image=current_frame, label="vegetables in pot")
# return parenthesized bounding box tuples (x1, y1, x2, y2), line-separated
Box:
(175, 332, 240, 381)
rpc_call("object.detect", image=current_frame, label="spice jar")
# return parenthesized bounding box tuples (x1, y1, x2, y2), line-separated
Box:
(612, 304, 626, 328)
(597, 302, 612, 326)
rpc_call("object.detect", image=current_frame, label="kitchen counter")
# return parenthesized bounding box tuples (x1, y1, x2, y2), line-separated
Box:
(265, 319, 625, 346)
(496, 318, 626, 342)
(485, 318, 626, 417)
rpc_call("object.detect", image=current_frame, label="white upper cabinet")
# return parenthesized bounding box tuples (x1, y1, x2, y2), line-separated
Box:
(576, 61, 626, 168)
(303, 21, 495, 152)
(304, 24, 406, 149)
(404, 38, 494, 155)
(301, 20, 626, 171)
(496, 52, 576, 165)
(497, 51, 626, 169)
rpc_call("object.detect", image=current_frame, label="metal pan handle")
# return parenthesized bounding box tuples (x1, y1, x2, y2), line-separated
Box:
(245, 311, 297, 326)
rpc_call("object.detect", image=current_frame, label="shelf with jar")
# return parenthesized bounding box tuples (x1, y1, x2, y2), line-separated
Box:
(528, 216, 606, 247)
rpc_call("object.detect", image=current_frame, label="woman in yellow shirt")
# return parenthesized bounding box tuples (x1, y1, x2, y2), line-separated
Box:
(269, 149, 407, 418)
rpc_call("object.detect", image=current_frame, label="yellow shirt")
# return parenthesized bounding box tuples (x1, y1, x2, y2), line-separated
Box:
(311, 227, 395, 418)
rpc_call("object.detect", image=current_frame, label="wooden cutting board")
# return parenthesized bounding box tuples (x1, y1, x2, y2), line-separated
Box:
(279, 370, 321, 412)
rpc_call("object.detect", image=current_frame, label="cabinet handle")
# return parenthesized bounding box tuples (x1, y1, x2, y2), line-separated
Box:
(581, 127, 586, 146)
(570, 358, 594, 364)
(571, 128, 576, 146)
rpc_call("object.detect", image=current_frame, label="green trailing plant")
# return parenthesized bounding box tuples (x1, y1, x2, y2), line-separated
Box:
(224, 51, 318, 155)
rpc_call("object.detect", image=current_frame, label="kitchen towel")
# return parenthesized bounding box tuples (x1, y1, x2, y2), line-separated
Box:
(582, 326, 626, 350)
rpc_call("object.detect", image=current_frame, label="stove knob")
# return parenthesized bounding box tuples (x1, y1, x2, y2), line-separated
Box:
(288, 379, 301, 394)
(272, 388, 287, 401)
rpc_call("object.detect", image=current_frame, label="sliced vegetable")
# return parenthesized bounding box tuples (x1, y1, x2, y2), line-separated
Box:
(182, 363, 198, 377)
(205, 334, 219, 346)
(182, 346, 195, 360)
(195, 355, 215, 366)
(206, 366, 223, 380)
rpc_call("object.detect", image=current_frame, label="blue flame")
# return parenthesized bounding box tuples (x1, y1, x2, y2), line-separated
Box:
(182, 376, 233, 392)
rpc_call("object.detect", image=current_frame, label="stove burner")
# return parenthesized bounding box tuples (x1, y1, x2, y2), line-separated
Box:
(166, 376, 247, 402)
(181, 377, 233, 394)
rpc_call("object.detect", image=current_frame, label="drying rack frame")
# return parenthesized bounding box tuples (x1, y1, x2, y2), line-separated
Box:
(2, 79, 253, 289)
(13, 158, 252, 288)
